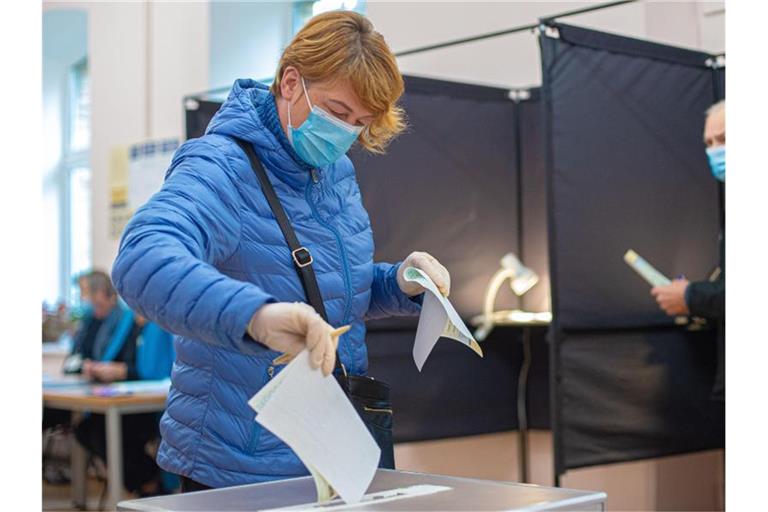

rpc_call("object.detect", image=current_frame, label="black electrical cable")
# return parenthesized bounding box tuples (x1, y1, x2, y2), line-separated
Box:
(539, 0, 639, 24)
(394, 22, 538, 58)
(517, 327, 533, 483)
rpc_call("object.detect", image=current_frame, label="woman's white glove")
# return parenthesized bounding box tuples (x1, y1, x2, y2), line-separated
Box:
(396, 251, 451, 297)
(247, 302, 337, 376)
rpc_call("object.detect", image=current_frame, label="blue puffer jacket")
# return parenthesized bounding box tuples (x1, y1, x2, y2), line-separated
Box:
(112, 79, 421, 488)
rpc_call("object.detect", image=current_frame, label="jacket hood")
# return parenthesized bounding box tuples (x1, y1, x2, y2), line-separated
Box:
(205, 79, 313, 187)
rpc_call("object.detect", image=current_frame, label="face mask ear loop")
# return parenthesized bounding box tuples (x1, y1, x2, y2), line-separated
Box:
(287, 88, 295, 132)
(301, 76, 313, 110)
(288, 75, 312, 132)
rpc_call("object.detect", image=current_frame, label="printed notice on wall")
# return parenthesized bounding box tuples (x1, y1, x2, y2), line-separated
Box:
(109, 138, 179, 239)
(109, 146, 130, 240)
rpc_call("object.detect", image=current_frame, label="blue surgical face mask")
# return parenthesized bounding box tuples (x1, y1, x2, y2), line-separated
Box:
(706, 145, 725, 182)
(71, 300, 92, 320)
(287, 76, 363, 169)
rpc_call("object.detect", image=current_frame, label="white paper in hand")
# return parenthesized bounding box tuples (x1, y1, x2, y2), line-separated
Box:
(624, 249, 671, 287)
(248, 350, 379, 504)
(403, 266, 483, 371)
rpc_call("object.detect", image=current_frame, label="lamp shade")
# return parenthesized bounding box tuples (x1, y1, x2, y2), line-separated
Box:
(500, 253, 539, 296)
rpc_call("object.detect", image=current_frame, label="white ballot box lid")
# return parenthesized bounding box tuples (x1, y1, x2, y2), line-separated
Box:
(118, 469, 606, 511)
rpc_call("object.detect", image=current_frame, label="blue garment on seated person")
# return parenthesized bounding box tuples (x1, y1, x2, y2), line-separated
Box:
(136, 322, 175, 380)
(72, 304, 130, 362)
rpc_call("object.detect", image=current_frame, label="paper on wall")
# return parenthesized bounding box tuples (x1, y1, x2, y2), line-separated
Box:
(248, 350, 380, 504)
(108, 146, 131, 239)
(127, 139, 178, 214)
(403, 266, 483, 371)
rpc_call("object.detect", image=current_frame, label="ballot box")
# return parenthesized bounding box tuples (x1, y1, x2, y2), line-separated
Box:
(118, 469, 606, 511)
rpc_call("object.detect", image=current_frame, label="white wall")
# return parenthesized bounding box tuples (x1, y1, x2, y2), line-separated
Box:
(697, 1, 726, 52)
(150, 2, 211, 139)
(87, 2, 149, 272)
(209, 1, 294, 89)
(43, 1, 210, 273)
(366, 1, 725, 88)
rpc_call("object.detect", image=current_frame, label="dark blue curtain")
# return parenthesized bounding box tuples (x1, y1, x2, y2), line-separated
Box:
(540, 22, 725, 477)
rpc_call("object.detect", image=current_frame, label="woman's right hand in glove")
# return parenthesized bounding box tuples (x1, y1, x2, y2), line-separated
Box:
(247, 302, 337, 376)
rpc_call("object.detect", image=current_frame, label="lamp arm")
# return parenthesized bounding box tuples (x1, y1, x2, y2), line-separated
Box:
(475, 268, 515, 341)
(484, 268, 515, 320)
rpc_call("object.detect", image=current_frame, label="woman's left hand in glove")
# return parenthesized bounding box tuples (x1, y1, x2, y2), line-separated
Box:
(396, 251, 451, 297)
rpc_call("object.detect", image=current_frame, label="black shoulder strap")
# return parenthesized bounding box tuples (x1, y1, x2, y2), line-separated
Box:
(232, 137, 329, 322)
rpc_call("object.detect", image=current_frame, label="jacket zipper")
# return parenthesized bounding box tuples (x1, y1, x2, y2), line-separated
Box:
(304, 177, 354, 327)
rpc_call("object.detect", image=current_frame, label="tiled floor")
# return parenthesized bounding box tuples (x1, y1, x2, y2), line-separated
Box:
(43, 477, 110, 512)
(395, 430, 725, 511)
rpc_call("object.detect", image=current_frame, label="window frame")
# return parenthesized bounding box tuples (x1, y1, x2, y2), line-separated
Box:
(59, 56, 91, 305)
(291, 0, 367, 35)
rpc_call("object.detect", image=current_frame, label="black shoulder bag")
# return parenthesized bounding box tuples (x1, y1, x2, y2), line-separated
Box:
(233, 138, 395, 469)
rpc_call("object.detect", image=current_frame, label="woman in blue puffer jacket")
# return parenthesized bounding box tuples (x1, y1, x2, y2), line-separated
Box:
(112, 11, 451, 491)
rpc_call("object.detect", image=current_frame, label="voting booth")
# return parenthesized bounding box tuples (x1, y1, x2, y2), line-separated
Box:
(539, 21, 726, 479)
(349, 76, 551, 442)
(184, 76, 553, 445)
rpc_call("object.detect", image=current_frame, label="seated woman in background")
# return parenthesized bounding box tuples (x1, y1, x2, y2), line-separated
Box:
(66, 270, 129, 371)
(44, 270, 127, 432)
(80, 312, 175, 382)
(75, 309, 175, 497)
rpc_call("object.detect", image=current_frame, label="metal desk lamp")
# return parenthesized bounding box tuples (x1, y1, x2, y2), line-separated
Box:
(472, 253, 550, 341)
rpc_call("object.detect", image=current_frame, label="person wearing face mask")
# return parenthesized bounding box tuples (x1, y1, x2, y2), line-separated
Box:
(43, 271, 135, 481)
(111, 11, 450, 491)
(651, 100, 725, 402)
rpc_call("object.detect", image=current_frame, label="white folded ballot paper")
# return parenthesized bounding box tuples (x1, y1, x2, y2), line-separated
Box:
(624, 249, 691, 326)
(623, 249, 671, 287)
(403, 266, 483, 371)
(248, 350, 379, 505)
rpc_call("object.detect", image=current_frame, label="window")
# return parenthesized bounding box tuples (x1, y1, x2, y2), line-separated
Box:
(61, 57, 92, 305)
(42, 9, 88, 308)
(292, 0, 366, 34)
(67, 166, 91, 303)
(69, 58, 90, 152)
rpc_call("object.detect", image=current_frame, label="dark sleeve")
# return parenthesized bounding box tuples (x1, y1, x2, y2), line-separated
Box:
(686, 278, 724, 319)
(70, 317, 91, 359)
(116, 323, 141, 381)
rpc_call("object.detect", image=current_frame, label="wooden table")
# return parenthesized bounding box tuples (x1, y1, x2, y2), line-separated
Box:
(43, 379, 169, 510)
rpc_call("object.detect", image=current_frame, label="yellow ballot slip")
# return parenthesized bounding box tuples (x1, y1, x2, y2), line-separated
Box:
(624, 249, 672, 287)
(403, 266, 483, 371)
(249, 350, 379, 505)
